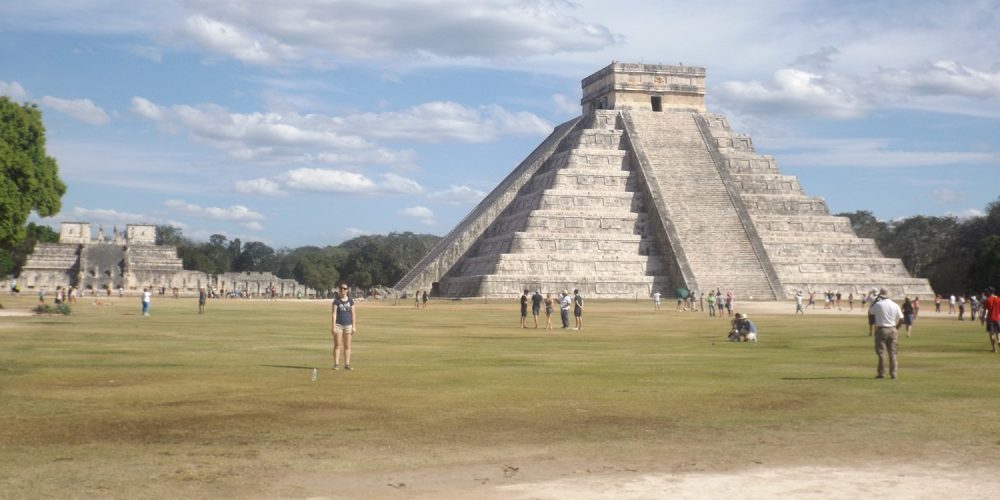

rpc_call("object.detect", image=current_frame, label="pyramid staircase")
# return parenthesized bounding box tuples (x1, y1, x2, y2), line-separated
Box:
(396, 109, 934, 299)
(435, 110, 671, 298)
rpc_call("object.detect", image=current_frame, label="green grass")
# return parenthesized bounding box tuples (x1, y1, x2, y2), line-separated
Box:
(1, 295, 998, 497)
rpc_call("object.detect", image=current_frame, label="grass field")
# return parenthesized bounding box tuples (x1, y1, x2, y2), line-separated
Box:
(1, 294, 998, 498)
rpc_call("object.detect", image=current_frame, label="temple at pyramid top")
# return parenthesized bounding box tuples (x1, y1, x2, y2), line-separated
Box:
(395, 63, 934, 300)
(581, 62, 707, 113)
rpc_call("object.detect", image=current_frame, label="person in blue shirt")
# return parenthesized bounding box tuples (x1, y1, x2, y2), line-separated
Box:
(331, 283, 357, 370)
(732, 312, 758, 342)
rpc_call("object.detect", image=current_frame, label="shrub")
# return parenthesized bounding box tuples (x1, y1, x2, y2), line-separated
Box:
(32, 303, 71, 315)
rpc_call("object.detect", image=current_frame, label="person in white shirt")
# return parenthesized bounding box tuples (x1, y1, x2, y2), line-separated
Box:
(869, 288, 904, 379)
(141, 288, 152, 316)
(652, 291, 661, 311)
(559, 290, 572, 329)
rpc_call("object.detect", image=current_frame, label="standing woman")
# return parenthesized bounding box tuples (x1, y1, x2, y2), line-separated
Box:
(332, 283, 357, 370)
(544, 293, 554, 330)
(902, 296, 915, 337)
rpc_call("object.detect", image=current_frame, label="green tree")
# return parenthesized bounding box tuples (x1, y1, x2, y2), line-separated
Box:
(155, 225, 186, 247)
(0, 97, 66, 246)
(234, 241, 276, 272)
(204, 234, 233, 274)
(969, 235, 1000, 292)
(1, 222, 59, 277)
(836, 210, 890, 247)
(284, 246, 346, 295)
(882, 215, 958, 278)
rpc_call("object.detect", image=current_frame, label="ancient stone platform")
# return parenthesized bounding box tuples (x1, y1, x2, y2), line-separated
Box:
(18, 223, 310, 297)
(396, 62, 934, 299)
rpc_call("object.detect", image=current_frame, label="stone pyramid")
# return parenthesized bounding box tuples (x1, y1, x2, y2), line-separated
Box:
(396, 63, 934, 299)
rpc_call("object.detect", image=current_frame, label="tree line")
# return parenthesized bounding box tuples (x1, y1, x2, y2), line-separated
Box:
(0, 224, 439, 296)
(836, 197, 1000, 295)
(155, 227, 441, 295)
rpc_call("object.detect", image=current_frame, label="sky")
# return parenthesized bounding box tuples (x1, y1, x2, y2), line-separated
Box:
(2, 0, 998, 248)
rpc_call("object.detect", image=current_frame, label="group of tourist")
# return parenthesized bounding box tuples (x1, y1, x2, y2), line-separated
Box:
(413, 290, 429, 309)
(657, 289, 736, 318)
(37, 285, 80, 306)
(520, 289, 583, 330)
(864, 286, 1000, 379)
(935, 292, 995, 322)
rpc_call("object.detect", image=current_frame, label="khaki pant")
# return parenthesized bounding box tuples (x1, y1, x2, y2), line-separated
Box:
(874, 326, 898, 378)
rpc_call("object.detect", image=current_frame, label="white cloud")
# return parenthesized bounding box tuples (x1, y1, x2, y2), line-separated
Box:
(129, 96, 548, 165)
(283, 168, 376, 193)
(164, 199, 264, 222)
(241, 221, 264, 231)
(235, 178, 287, 197)
(717, 68, 868, 119)
(129, 96, 162, 120)
(39, 95, 111, 125)
(70, 207, 152, 224)
(429, 185, 487, 205)
(182, 0, 618, 64)
(314, 148, 419, 169)
(177, 14, 301, 67)
(129, 96, 374, 162)
(350, 101, 552, 143)
(279, 168, 423, 195)
(878, 60, 1000, 100)
(379, 173, 423, 194)
(948, 208, 986, 220)
(762, 137, 998, 169)
(0, 80, 28, 101)
(930, 189, 966, 204)
(399, 205, 435, 225)
(342, 227, 372, 238)
(551, 93, 580, 115)
(128, 45, 163, 62)
(719, 59, 1000, 120)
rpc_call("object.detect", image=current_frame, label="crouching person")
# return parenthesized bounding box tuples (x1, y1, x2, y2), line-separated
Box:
(731, 312, 758, 342)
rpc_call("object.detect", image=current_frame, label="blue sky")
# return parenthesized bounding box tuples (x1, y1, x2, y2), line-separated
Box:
(2, 0, 998, 248)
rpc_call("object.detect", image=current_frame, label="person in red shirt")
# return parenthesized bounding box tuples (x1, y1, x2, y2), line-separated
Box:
(983, 287, 1000, 353)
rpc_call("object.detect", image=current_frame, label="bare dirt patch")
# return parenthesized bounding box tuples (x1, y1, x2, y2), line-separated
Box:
(273, 460, 1000, 499)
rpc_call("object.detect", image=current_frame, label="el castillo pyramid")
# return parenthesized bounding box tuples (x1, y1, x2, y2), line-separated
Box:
(395, 62, 934, 299)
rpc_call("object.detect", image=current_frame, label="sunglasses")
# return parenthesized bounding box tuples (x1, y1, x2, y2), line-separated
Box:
(340, 287, 348, 290)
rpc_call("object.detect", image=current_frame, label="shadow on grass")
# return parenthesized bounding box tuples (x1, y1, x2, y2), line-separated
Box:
(261, 364, 316, 370)
(780, 376, 866, 380)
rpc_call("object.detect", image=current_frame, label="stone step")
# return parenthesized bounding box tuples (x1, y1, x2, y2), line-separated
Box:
(773, 261, 910, 276)
(625, 109, 779, 299)
(558, 129, 625, 152)
(440, 273, 662, 299)
(474, 231, 652, 256)
(763, 243, 882, 259)
(741, 193, 830, 215)
(752, 215, 854, 233)
(456, 254, 667, 276)
(714, 151, 779, 172)
(520, 169, 639, 196)
(729, 174, 804, 195)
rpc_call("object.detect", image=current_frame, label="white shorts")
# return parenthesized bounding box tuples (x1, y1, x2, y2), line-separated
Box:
(334, 324, 354, 335)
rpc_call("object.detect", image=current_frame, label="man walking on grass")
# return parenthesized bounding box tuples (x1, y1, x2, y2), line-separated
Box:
(869, 288, 904, 379)
(531, 289, 543, 328)
(983, 287, 1000, 353)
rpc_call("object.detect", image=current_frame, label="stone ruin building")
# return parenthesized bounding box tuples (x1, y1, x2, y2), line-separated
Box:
(215, 271, 311, 298)
(18, 222, 206, 295)
(396, 62, 934, 300)
(18, 222, 311, 297)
